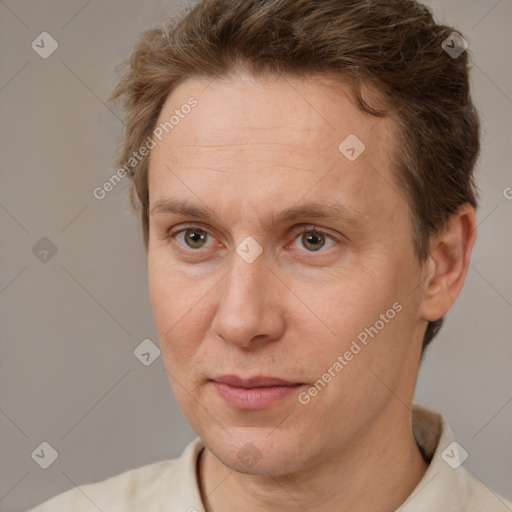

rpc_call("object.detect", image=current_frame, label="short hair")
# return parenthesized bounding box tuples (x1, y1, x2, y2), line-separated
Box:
(109, 0, 480, 353)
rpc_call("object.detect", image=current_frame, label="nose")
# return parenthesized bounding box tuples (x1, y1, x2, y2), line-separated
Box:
(211, 253, 286, 349)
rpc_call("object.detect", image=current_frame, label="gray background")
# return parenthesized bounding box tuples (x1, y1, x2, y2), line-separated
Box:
(0, 0, 510, 510)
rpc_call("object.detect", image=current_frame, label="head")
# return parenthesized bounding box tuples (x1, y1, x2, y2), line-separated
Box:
(110, 0, 479, 475)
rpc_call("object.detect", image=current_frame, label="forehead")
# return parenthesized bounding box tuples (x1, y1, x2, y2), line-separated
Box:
(148, 73, 403, 230)
(153, 73, 388, 156)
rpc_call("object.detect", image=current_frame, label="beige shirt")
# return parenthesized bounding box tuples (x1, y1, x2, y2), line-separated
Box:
(29, 403, 512, 511)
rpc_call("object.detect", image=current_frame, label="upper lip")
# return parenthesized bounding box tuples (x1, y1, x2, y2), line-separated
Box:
(213, 375, 301, 388)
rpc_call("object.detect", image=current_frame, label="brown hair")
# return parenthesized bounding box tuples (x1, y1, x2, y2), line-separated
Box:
(109, 0, 480, 353)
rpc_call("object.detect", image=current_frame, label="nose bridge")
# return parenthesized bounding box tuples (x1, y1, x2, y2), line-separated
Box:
(213, 249, 280, 346)
(223, 251, 266, 315)
(224, 231, 267, 296)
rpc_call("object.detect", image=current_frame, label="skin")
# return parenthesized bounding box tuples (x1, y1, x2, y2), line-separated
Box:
(147, 72, 477, 511)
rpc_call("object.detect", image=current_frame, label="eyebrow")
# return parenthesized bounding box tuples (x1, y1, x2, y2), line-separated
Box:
(150, 197, 369, 230)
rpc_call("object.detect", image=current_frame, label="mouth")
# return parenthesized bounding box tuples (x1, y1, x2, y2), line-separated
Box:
(211, 374, 304, 410)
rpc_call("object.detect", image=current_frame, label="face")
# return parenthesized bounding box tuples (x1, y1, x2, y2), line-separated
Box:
(147, 73, 429, 476)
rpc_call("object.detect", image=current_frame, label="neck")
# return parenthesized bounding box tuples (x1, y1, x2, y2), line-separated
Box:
(198, 404, 429, 512)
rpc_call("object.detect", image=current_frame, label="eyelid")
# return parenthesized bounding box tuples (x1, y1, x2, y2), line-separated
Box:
(290, 224, 341, 242)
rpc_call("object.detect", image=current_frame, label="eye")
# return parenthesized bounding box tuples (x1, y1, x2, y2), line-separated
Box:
(289, 226, 338, 252)
(172, 226, 216, 250)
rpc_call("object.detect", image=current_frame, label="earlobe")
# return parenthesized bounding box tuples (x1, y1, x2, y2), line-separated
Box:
(419, 204, 478, 322)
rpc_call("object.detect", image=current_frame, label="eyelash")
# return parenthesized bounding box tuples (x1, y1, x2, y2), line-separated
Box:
(165, 224, 342, 256)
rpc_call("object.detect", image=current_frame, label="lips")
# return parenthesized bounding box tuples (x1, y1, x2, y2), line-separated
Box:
(214, 375, 300, 388)
(211, 374, 303, 410)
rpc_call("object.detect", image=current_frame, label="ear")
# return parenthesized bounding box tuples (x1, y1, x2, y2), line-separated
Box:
(419, 203, 477, 322)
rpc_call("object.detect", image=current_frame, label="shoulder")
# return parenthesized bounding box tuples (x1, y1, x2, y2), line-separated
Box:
(28, 438, 205, 512)
(404, 403, 512, 512)
(460, 475, 512, 511)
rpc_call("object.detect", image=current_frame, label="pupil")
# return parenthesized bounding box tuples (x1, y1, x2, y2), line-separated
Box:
(303, 231, 324, 251)
(186, 229, 206, 247)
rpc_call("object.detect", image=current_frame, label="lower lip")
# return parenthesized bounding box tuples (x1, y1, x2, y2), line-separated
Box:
(212, 382, 302, 410)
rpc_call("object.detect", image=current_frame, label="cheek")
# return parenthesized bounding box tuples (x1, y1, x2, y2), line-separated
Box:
(296, 263, 412, 378)
(301, 261, 398, 338)
(148, 254, 212, 366)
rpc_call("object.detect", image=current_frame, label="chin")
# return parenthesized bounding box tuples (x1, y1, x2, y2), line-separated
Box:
(200, 424, 314, 476)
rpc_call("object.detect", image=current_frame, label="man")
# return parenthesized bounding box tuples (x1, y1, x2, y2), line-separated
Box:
(29, 0, 512, 510)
